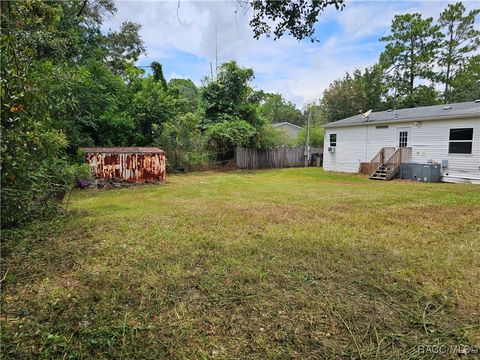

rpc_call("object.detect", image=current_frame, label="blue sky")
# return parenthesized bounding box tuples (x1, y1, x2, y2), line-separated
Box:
(104, 1, 480, 107)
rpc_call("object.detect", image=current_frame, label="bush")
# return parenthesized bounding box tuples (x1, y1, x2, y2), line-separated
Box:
(296, 126, 324, 147)
(255, 125, 296, 149)
(0, 161, 91, 228)
(204, 120, 257, 153)
(157, 113, 203, 168)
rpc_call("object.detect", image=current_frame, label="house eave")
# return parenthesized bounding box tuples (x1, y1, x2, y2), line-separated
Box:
(323, 113, 479, 129)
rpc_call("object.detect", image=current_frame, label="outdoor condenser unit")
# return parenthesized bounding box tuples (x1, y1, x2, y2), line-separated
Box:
(399, 163, 441, 183)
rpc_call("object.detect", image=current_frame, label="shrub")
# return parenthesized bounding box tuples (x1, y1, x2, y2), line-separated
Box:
(1, 161, 91, 228)
(255, 125, 296, 149)
(204, 120, 257, 153)
(296, 126, 325, 147)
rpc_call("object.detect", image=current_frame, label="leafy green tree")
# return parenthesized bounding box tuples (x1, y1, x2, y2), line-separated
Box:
(0, 0, 99, 226)
(151, 61, 168, 90)
(78, 0, 117, 24)
(303, 101, 327, 126)
(37, 60, 136, 151)
(362, 64, 390, 111)
(438, 2, 480, 103)
(449, 55, 480, 102)
(205, 120, 257, 153)
(406, 85, 441, 107)
(320, 68, 381, 122)
(131, 77, 177, 145)
(259, 93, 305, 126)
(168, 78, 198, 113)
(158, 113, 202, 168)
(246, 0, 345, 41)
(297, 126, 324, 147)
(199, 61, 257, 126)
(106, 21, 146, 75)
(380, 13, 442, 107)
(320, 72, 360, 122)
(199, 61, 271, 154)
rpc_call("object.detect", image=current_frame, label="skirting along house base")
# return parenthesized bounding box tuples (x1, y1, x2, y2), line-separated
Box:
(323, 101, 480, 184)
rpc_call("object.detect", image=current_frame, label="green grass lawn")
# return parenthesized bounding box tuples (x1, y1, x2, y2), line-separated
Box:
(2, 168, 480, 359)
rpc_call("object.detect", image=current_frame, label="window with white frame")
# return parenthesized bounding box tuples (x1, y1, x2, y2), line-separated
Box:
(330, 133, 337, 147)
(398, 131, 408, 148)
(448, 128, 473, 154)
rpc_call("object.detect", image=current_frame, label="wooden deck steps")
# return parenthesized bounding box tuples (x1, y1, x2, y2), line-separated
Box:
(369, 164, 388, 180)
(368, 147, 412, 181)
(369, 164, 398, 180)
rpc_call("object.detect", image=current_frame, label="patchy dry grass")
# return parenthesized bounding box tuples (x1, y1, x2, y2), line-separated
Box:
(1, 168, 479, 359)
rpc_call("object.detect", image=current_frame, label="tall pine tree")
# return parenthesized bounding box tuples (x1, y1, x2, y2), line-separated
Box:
(437, 2, 480, 103)
(380, 13, 442, 107)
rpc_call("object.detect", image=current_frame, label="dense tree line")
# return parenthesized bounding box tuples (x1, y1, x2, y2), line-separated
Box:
(320, 2, 480, 122)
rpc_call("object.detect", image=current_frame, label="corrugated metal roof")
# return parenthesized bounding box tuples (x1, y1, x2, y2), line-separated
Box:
(324, 100, 480, 128)
(80, 147, 165, 154)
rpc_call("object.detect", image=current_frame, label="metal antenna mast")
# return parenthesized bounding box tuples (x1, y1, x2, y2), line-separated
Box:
(215, 26, 218, 79)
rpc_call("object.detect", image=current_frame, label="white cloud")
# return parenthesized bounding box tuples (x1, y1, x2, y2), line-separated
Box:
(337, 2, 395, 39)
(167, 72, 189, 80)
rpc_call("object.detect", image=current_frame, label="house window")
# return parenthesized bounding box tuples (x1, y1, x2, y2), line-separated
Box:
(399, 131, 408, 148)
(330, 134, 337, 147)
(449, 128, 473, 154)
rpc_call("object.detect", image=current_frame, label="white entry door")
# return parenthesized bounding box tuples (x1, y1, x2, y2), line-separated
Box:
(397, 128, 410, 148)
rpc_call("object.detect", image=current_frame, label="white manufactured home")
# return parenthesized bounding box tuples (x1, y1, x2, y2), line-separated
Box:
(323, 101, 480, 183)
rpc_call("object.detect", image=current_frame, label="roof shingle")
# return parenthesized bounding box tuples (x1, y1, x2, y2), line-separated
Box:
(324, 101, 480, 128)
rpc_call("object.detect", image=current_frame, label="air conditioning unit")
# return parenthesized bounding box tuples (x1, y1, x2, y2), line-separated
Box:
(328, 147, 336, 152)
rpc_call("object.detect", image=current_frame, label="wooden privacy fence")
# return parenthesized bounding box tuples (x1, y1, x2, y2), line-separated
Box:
(235, 147, 323, 170)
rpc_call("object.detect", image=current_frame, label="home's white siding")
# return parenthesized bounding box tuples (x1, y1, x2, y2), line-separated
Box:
(324, 126, 368, 172)
(323, 117, 480, 181)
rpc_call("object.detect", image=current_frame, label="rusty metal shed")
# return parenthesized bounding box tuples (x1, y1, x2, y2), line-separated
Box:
(81, 147, 166, 183)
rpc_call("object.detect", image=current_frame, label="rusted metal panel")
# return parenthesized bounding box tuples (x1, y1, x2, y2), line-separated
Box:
(81, 147, 166, 183)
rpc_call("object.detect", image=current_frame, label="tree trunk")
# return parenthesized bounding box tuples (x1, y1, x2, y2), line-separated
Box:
(444, 23, 454, 104)
(444, 64, 451, 104)
(409, 36, 415, 98)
